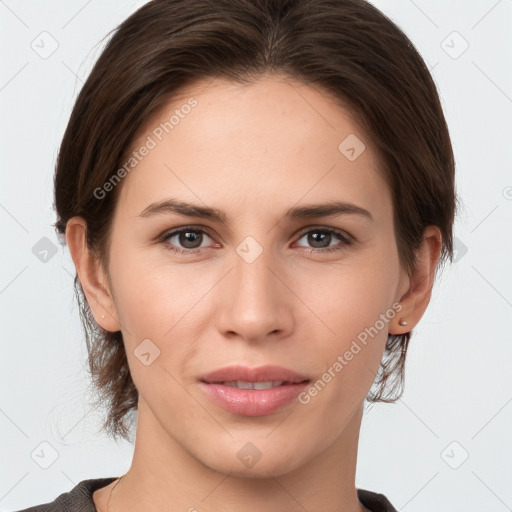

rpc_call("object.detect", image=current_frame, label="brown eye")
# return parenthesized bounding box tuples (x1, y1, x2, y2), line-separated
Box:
(160, 227, 217, 254)
(176, 230, 204, 249)
(295, 228, 352, 253)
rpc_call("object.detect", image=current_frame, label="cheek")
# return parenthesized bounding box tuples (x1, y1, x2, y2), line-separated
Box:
(108, 254, 221, 396)
(308, 255, 399, 340)
(301, 251, 400, 386)
(109, 247, 200, 336)
(110, 260, 202, 404)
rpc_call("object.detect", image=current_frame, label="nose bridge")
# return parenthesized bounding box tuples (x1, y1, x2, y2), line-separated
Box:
(235, 239, 276, 295)
(216, 236, 290, 340)
(233, 236, 280, 308)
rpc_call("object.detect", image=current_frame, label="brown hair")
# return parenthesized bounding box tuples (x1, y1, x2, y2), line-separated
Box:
(54, 0, 456, 441)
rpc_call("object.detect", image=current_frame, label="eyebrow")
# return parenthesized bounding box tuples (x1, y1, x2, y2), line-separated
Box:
(138, 198, 373, 222)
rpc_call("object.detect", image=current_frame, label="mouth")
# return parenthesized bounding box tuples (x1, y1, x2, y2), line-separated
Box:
(200, 364, 310, 385)
(198, 366, 311, 416)
(209, 380, 309, 390)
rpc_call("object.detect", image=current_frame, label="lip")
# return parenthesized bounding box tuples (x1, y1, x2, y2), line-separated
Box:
(199, 365, 310, 416)
(200, 364, 309, 384)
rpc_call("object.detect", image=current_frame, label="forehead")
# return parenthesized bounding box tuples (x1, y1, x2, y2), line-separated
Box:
(115, 75, 391, 224)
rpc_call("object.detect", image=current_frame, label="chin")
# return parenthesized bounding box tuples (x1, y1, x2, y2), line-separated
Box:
(198, 437, 309, 479)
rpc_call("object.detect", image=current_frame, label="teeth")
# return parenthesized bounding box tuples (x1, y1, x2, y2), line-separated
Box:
(222, 380, 284, 389)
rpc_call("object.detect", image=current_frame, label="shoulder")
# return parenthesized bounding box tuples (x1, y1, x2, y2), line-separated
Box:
(13, 477, 117, 512)
(357, 488, 398, 512)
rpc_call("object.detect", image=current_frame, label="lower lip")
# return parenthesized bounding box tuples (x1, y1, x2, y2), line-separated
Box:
(199, 381, 309, 416)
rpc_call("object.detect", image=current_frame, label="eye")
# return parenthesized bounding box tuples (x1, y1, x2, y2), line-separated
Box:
(159, 226, 219, 255)
(294, 227, 352, 253)
(158, 225, 352, 256)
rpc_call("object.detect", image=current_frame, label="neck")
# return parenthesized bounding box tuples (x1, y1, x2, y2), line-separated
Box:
(107, 399, 368, 512)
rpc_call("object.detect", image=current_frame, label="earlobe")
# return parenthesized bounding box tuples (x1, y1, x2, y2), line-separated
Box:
(390, 226, 442, 335)
(65, 217, 121, 332)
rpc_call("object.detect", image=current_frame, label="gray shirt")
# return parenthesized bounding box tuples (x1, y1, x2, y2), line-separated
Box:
(15, 477, 398, 511)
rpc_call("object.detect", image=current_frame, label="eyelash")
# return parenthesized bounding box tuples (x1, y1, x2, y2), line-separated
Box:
(157, 225, 353, 256)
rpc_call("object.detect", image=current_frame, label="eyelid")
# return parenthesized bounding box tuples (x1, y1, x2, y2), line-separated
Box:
(294, 225, 353, 242)
(158, 224, 354, 255)
(157, 225, 219, 247)
(158, 224, 353, 244)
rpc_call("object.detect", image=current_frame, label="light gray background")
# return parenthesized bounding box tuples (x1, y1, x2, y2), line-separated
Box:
(1, 0, 511, 510)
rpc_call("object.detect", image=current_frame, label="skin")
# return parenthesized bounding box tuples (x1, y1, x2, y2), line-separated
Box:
(66, 74, 441, 512)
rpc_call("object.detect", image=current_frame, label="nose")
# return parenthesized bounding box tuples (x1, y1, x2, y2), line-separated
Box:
(214, 244, 294, 344)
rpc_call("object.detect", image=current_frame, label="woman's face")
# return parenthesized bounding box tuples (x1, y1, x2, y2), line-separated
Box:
(100, 75, 409, 476)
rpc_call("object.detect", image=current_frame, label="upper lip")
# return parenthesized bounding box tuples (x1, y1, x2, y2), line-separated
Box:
(200, 365, 309, 384)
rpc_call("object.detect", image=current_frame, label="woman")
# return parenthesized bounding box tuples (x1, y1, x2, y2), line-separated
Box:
(18, 0, 455, 510)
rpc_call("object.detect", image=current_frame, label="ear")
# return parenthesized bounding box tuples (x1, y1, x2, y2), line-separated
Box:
(389, 225, 442, 335)
(65, 217, 121, 332)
